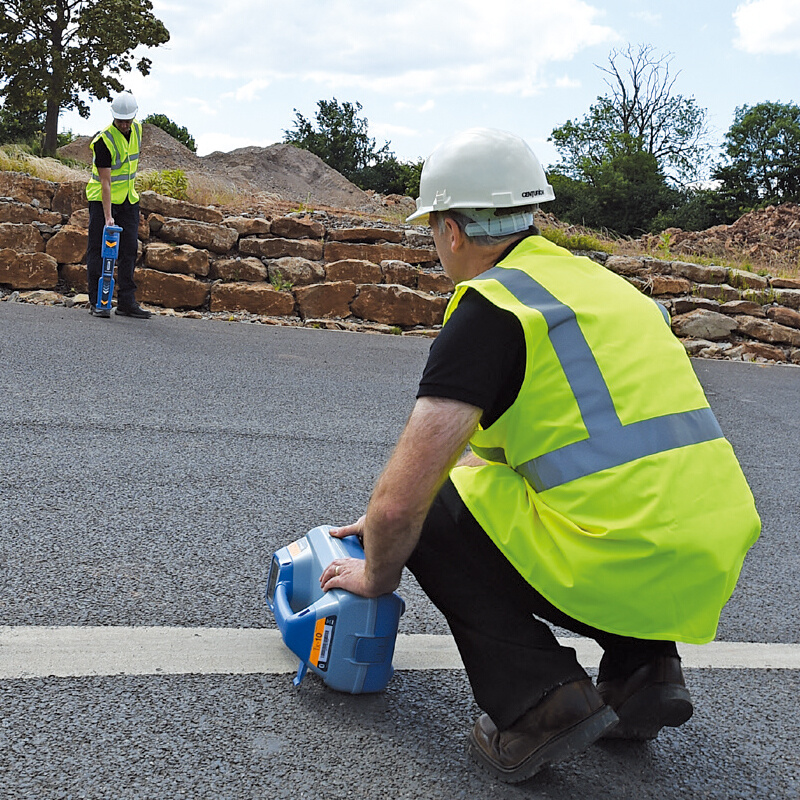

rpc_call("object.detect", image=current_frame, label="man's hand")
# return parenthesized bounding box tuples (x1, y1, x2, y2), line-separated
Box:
(319, 556, 396, 597)
(328, 516, 365, 541)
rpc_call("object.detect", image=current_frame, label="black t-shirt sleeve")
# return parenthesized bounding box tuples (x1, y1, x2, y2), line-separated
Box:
(417, 288, 526, 428)
(92, 137, 112, 169)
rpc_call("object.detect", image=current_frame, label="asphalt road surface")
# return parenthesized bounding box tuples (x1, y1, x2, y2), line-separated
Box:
(1, 301, 798, 800)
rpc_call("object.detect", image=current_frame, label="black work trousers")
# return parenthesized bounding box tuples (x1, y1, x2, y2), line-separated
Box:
(86, 200, 140, 308)
(405, 479, 678, 731)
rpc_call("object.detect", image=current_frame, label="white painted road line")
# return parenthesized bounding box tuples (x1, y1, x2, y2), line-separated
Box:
(0, 627, 798, 680)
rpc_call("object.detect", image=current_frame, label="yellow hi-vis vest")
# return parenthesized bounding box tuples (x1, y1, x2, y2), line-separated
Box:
(448, 236, 760, 644)
(85, 121, 141, 204)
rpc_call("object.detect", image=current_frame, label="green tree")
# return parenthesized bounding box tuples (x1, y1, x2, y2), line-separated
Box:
(0, 1, 169, 155)
(0, 93, 45, 144)
(142, 113, 197, 153)
(550, 44, 709, 184)
(713, 101, 800, 206)
(284, 98, 421, 196)
(550, 150, 677, 236)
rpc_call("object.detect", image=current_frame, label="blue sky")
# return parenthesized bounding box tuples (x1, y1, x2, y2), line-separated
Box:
(60, 0, 800, 177)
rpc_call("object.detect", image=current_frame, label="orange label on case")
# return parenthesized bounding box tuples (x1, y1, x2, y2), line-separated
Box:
(309, 617, 326, 665)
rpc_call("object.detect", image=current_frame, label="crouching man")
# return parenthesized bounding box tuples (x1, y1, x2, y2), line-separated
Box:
(320, 128, 760, 783)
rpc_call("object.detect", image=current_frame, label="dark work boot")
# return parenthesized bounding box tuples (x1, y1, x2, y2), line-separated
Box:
(115, 303, 152, 319)
(597, 655, 693, 740)
(468, 678, 618, 783)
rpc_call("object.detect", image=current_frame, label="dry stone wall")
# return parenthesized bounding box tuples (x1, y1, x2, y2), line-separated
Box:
(1, 170, 800, 363)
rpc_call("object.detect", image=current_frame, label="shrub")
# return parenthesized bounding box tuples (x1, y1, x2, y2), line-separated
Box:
(135, 168, 189, 200)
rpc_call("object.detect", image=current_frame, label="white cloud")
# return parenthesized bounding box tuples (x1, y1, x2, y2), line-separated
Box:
(734, 0, 800, 54)
(227, 79, 272, 103)
(632, 11, 662, 25)
(147, 0, 618, 98)
(371, 122, 418, 142)
(394, 99, 436, 113)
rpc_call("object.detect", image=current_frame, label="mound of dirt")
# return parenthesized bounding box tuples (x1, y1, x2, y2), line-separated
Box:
(640, 204, 800, 265)
(57, 124, 382, 213)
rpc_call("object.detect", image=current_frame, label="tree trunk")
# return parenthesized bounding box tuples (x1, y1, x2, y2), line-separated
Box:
(43, 98, 60, 156)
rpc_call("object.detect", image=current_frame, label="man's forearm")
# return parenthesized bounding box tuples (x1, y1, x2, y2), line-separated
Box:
(360, 397, 482, 592)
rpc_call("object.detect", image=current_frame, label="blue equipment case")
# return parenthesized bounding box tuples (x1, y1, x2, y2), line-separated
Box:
(95, 225, 123, 313)
(266, 526, 405, 694)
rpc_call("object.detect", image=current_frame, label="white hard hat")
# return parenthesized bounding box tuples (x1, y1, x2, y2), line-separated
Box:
(111, 91, 138, 120)
(406, 127, 555, 224)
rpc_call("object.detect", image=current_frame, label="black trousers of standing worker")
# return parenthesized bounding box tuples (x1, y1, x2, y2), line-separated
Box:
(406, 478, 678, 731)
(86, 199, 140, 309)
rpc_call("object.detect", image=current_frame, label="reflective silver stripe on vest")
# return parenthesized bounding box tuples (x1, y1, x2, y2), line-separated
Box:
(102, 131, 124, 170)
(472, 265, 724, 491)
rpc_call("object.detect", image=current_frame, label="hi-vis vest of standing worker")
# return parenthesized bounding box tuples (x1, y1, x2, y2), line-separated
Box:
(85, 121, 141, 205)
(448, 235, 760, 644)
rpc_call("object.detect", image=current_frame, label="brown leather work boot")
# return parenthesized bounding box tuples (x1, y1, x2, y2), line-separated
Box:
(467, 678, 618, 783)
(597, 655, 693, 740)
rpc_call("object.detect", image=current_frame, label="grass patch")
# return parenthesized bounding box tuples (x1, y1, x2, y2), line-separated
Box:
(541, 226, 614, 254)
(0, 145, 89, 182)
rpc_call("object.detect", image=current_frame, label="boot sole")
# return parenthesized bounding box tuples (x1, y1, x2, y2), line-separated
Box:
(603, 683, 693, 740)
(468, 705, 618, 784)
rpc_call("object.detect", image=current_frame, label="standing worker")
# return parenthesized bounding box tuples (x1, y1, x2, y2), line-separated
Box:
(319, 128, 760, 783)
(85, 90, 151, 319)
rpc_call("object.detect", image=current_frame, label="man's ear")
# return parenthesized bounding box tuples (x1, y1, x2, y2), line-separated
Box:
(443, 216, 465, 253)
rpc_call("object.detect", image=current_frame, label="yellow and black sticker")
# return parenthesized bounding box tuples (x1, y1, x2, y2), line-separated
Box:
(309, 615, 336, 672)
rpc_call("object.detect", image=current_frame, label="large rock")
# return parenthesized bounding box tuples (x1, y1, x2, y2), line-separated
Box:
(61, 263, 87, 291)
(209, 282, 295, 315)
(268, 257, 325, 287)
(52, 181, 88, 216)
(774, 288, 800, 310)
(604, 255, 646, 276)
(728, 268, 768, 290)
(720, 300, 765, 317)
(693, 283, 741, 303)
(646, 274, 692, 296)
(328, 227, 403, 244)
(270, 216, 324, 240)
(222, 216, 272, 236)
(728, 342, 788, 362)
(134, 267, 209, 309)
(138, 191, 224, 224)
(0, 200, 62, 226)
(736, 315, 800, 347)
(45, 225, 88, 264)
(772, 277, 800, 289)
(0, 223, 45, 253)
(0, 249, 58, 289)
(418, 272, 454, 294)
(144, 242, 209, 277)
(672, 297, 721, 314)
(240, 237, 324, 261)
(351, 284, 447, 327)
(68, 208, 90, 229)
(381, 260, 418, 287)
(668, 261, 728, 284)
(671, 309, 738, 340)
(0, 173, 56, 208)
(766, 306, 800, 329)
(158, 218, 238, 254)
(209, 257, 268, 282)
(293, 281, 357, 319)
(325, 259, 382, 284)
(324, 241, 437, 266)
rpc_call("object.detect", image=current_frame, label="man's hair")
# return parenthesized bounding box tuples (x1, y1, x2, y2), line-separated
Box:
(433, 207, 540, 247)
